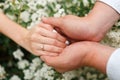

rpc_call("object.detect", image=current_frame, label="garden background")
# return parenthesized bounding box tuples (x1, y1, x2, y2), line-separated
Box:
(0, 0, 120, 80)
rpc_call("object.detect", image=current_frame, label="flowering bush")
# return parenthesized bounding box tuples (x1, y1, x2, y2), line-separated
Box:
(0, 0, 120, 80)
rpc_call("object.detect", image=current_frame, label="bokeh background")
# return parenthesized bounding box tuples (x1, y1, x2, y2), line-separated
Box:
(0, 0, 120, 80)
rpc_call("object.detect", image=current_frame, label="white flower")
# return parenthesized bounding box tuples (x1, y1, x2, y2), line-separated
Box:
(13, 49, 24, 60)
(37, 0, 47, 6)
(23, 69, 34, 79)
(31, 13, 38, 21)
(20, 11, 30, 23)
(55, 4, 61, 10)
(47, 0, 56, 3)
(58, 9, 65, 14)
(91, 0, 96, 4)
(14, 0, 20, 4)
(62, 71, 79, 80)
(3, 4, 10, 10)
(102, 30, 120, 48)
(0, 65, 6, 79)
(54, 8, 65, 17)
(17, 60, 30, 69)
(54, 13, 61, 17)
(83, 0, 89, 7)
(0, 3, 4, 8)
(32, 58, 42, 65)
(28, 1, 37, 11)
(10, 75, 21, 80)
(29, 58, 42, 71)
(36, 9, 48, 17)
(33, 69, 42, 80)
(38, 64, 54, 79)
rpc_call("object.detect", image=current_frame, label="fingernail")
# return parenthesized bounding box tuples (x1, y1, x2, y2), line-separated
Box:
(52, 29, 57, 33)
(65, 40, 70, 45)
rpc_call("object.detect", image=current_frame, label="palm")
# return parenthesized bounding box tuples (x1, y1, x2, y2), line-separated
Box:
(58, 42, 86, 71)
(45, 41, 92, 72)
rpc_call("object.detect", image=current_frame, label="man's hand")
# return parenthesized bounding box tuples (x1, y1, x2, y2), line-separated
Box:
(41, 42, 91, 73)
(42, 2, 119, 42)
(41, 41, 115, 73)
(42, 15, 98, 41)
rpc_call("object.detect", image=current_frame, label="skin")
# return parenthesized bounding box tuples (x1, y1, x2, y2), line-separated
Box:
(28, 23, 66, 56)
(0, 12, 66, 56)
(38, 1, 120, 73)
(0, 12, 30, 51)
(42, 2, 120, 41)
(0, 1, 119, 75)
(41, 41, 116, 73)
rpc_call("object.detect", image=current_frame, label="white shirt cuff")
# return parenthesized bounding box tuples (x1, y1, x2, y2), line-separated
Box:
(99, 0, 120, 14)
(107, 48, 120, 80)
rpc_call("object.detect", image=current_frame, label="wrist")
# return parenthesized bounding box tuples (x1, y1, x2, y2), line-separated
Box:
(83, 42, 116, 73)
(0, 13, 31, 52)
(77, 16, 105, 42)
(18, 28, 29, 49)
(86, 1, 120, 41)
(16, 27, 33, 53)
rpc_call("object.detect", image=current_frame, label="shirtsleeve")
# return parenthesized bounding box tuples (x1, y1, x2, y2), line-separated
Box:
(106, 48, 120, 80)
(99, 0, 120, 14)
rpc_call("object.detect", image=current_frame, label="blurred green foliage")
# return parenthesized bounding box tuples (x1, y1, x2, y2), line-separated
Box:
(0, 0, 110, 80)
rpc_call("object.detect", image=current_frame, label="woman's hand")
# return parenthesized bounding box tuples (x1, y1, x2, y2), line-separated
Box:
(27, 22, 66, 56)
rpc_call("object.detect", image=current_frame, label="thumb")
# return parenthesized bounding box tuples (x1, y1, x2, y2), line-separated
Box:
(42, 17, 63, 29)
(40, 56, 61, 67)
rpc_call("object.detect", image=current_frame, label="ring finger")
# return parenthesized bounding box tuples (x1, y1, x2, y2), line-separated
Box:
(31, 42, 63, 53)
(31, 34, 66, 48)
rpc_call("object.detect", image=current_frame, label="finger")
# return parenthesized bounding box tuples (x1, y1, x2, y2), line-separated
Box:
(37, 24, 66, 42)
(42, 17, 63, 29)
(38, 22, 53, 31)
(56, 32, 67, 43)
(31, 42, 63, 53)
(40, 56, 68, 73)
(42, 52, 59, 56)
(33, 50, 58, 56)
(31, 34, 66, 48)
(40, 56, 61, 66)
